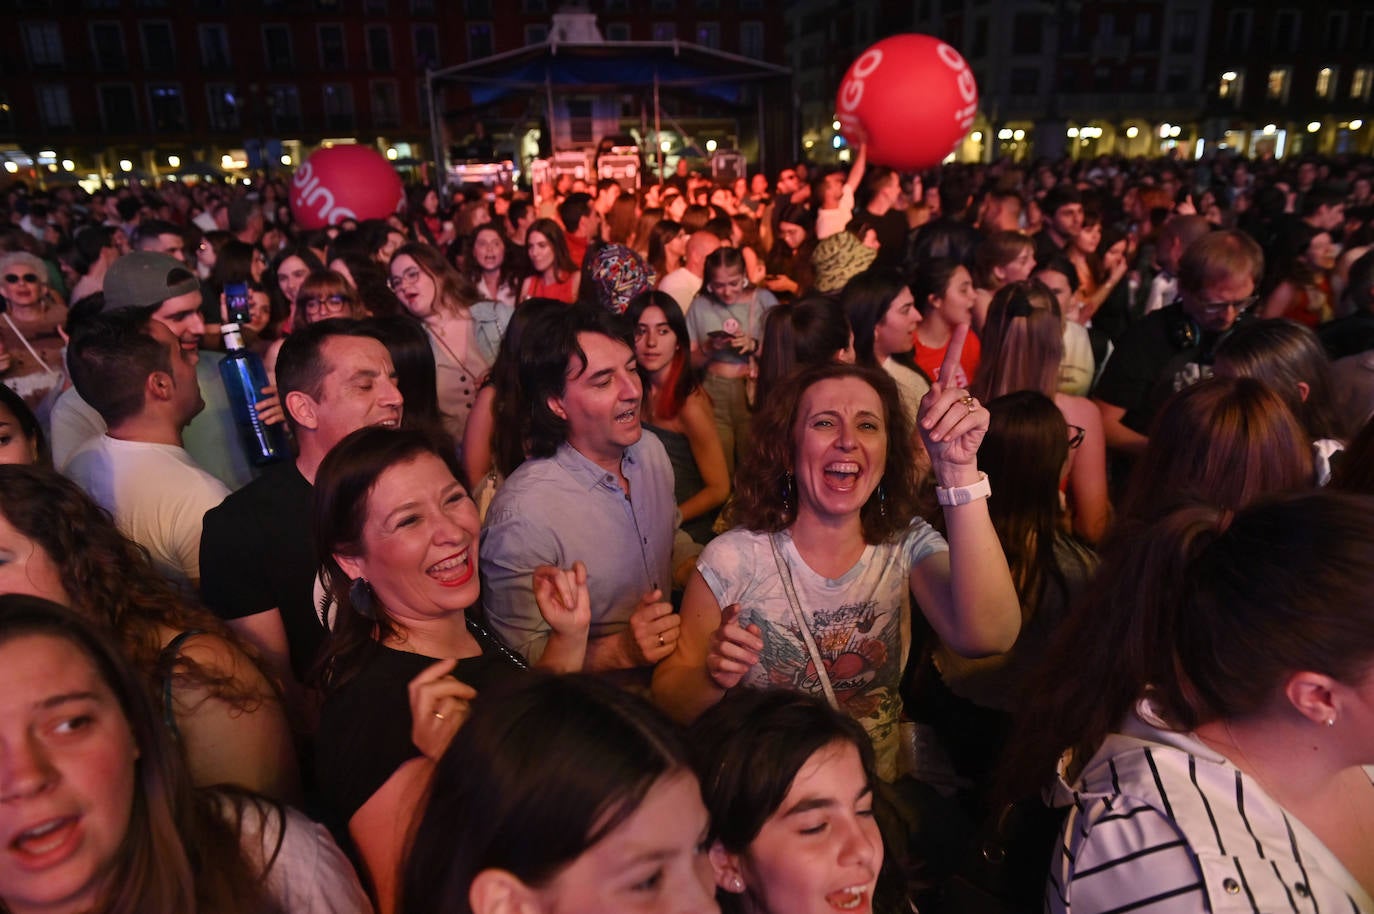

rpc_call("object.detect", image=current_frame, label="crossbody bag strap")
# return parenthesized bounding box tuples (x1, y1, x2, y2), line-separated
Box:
(769, 532, 840, 711)
(1, 312, 54, 373)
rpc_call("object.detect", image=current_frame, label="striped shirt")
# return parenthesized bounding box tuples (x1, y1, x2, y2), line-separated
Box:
(1048, 707, 1373, 914)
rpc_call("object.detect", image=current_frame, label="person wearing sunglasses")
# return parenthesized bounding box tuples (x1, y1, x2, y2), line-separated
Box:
(0, 250, 66, 415)
(1093, 229, 1264, 458)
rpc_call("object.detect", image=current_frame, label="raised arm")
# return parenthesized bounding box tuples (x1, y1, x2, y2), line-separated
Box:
(843, 140, 868, 195)
(912, 327, 1021, 656)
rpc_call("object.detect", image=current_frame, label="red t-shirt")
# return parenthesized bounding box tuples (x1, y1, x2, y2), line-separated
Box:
(566, 233, 589, 269)
(913, 329, 982, 389)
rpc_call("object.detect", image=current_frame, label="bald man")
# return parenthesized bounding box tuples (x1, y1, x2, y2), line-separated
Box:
(658, 231, 723, 313)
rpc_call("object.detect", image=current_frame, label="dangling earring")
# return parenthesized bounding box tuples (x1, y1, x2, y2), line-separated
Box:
(780, 471, 794, 516)
(349, 577, 377, 620)
(878, 481, 887, 518)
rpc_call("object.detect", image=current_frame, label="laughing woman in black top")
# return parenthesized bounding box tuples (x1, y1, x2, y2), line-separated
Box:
(312, 426, 589, 912)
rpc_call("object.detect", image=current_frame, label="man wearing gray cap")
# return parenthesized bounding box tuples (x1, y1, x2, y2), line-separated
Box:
(63, 308, 227, 587)
(48, 251, 277, 489)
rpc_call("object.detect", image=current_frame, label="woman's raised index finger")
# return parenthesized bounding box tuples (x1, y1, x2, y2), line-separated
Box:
(938, 321, 970, 387)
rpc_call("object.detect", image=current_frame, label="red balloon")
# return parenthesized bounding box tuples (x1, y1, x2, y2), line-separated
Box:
(836, 33, 979, 172)
(289, 145, 405, 230)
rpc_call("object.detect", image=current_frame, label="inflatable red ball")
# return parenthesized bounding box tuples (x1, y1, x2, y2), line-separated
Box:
(289, 145, 405, 230)
(836, 34, 978, 172)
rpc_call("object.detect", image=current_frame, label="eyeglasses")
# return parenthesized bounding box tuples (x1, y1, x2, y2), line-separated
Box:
(303, 294, 352, 314)
(1067, 424, 1086, 450)
(3, 273, 38, 285)
(387, 266, 423, 291)
(1197, 294, 1258, 317)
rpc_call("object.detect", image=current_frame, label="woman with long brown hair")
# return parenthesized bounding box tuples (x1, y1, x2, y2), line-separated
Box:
(971, 280, 1110, 543)
(626, 290, 729, 544)
(1010, 490, 1374, 914)
(0, 594, 368, 914)
(461, 224, 520, 308)
(1118, 375, 1314, 525)
(518, 218, 580, 304)
(1214, 318, 1348, 484)
(388, 242, 511, 446)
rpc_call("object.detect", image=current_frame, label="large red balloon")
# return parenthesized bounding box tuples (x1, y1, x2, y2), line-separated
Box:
(289, 145, 404, 229)
(836, 34, 979, 172)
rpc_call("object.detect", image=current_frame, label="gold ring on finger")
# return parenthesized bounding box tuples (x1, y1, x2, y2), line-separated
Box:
(657, 634, 665, 647)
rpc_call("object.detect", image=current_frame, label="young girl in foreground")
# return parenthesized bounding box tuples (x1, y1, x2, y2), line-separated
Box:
(0, 595, 370, 914)
(400, 674, 718, 914)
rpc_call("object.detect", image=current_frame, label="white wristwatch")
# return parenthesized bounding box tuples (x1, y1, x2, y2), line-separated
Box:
(935, 472, 991, 507)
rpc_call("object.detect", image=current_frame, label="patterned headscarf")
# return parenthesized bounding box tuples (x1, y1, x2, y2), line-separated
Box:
(589, 244, 652, 315)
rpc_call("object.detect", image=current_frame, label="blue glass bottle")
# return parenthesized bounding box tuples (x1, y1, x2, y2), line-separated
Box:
(219, 323, 289, 466)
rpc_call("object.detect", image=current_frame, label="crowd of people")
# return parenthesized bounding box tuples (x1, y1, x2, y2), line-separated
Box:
(1, 142, 1374, 914)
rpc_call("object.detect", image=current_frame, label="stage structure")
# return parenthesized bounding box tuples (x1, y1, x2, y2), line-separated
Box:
(423, 25, 791, 192)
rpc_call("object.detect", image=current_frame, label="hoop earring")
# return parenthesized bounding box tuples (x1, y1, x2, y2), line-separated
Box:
(349, 577, 378, 620)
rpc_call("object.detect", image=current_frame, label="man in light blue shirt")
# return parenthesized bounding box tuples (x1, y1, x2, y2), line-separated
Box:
(480, 305, 699, 676)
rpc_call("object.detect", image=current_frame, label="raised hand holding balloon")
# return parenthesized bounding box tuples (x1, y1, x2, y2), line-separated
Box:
(836, 34, 979, 172)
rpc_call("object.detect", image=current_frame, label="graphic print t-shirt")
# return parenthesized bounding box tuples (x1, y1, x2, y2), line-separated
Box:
(698, 522, 948, 780)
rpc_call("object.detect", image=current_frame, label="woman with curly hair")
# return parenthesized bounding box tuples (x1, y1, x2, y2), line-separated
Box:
(653, 355, 1020, 783)
(0, 465, 300, 802)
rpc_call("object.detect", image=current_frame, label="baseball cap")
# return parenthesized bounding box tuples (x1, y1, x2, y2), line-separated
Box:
(102, 251, 201, 313)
